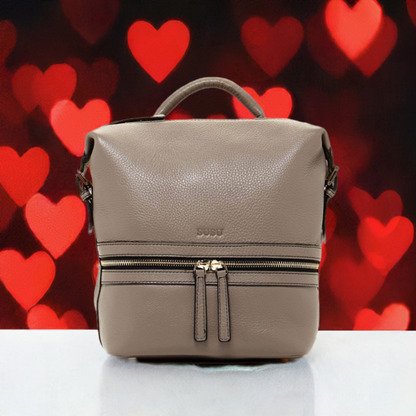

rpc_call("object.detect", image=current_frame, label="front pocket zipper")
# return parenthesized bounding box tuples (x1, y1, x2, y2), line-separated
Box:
(100, 257, 319, 271)
(100, 257, 319, 343)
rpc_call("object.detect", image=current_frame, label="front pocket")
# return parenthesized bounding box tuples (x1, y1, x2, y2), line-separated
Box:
(99, 257, 319, 357)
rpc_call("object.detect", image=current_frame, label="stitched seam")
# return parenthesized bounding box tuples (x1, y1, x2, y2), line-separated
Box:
(101, 281, 318, 287)
(98, 254, 321, 260)
(97, 241, 320, 248)
(202, 280, 206, 341)
(101, 270, 318, 275)
(218, 277, 222, 341)
(195, 278, 200, 341)
(225, 278, 230, 340)
(219, 278, 230, 341)
(121, 119, 298, 123)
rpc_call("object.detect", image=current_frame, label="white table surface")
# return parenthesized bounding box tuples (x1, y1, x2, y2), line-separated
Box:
(0, 330, 415, 416)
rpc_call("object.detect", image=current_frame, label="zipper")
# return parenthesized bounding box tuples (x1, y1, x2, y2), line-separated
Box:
(100, 256, 319, 343)
(100, 257, 319, 272)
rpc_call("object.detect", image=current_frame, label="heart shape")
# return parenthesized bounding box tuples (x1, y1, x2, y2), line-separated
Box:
(353, 15, 397, 77)
(0, 147, 49, 206)
(50, 99, 111, 156)
(66, 58, 119, 104)
(241, 16, 304, 77)
(325, 0, 382, 60)
(12, 65, 40, 113)
(328, 254, 386, 318)
(0, 250, 55, 311)
(354, 303, 410, 330)
(33, 64, 77, 116)
(326, 237, 386, 317)
(308, 10, 395, 78)
(306, 12, 353, 78)
(61, 0, 120, 44)
(25, 194, 86, 259)
(349, 187, 403, 225)
(127, 20, 190, 83)
(358, 216, 414, 276)
(27, 304, 88, 329)
(232, 87, 292, 118)
(0, 20, 17, 64)
(407, 0, 416, 26)
(12, 64, 77, 116)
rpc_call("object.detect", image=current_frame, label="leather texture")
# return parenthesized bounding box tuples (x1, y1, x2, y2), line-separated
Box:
(80, 77, 337, 360)
(155, 77, 265, 119)
(86, 119, 328, 249)
(98, 273, 319, 359)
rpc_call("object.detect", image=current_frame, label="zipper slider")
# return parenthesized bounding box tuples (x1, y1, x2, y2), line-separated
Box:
(193, 260, 210, 342)
(211, 260, 231, 342)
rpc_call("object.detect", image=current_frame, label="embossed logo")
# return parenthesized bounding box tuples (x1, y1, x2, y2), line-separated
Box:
(197, 228, 224, 237)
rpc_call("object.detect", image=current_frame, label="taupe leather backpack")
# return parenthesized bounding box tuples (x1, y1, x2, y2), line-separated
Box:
(77, 77, 338, 361)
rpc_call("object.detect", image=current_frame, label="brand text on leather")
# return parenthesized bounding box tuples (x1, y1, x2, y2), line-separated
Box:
(197, 228, 224, 237)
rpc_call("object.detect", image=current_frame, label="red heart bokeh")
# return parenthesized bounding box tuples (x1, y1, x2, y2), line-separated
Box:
(33, 64, 77, 116)
(0, 147, 49, 206)
(27, 304, 88, 329)
(358, 216, 414, 276)
(127, 20, 190, 83)
(12, 64, 77, 116)
(25, 194, 86, 259)
(232, 87, 292, 118)
(61, 0, 120, 44)
(0, 250, 55, 311)
(354, 303, 410, 330)
(326, 237, 386, 317)
(306, 11, 351, 78)
(308, 4, 396, 78)
(325, 0, 382, 61)
(354, 15, 397, 77)
(0, 20, 17, 64)
(328, 255, 386, 318)
(12, 65, 40, 113)
(407, 0, 416, 26)
(50, 99, 111, 156)
(241, 16, 304, 77)
(66, 57, 119, 105)
(349, 187, 403, 225)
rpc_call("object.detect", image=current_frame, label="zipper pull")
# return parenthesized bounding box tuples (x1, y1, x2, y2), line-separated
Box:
(193, 260, 210, 342)
(211, 260, 231, 342)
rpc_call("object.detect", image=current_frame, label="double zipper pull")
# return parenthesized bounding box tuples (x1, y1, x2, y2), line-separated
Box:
(193, 260, 209, 342)
(211, 260, 231, 342)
